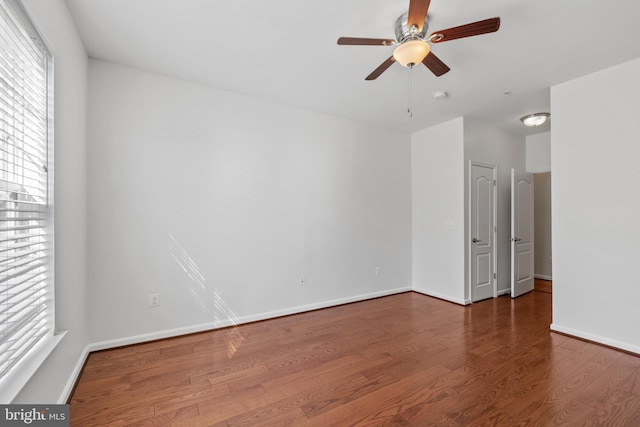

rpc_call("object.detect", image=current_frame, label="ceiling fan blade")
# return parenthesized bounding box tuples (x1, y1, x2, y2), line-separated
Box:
(337, 37, 395, 46)
(366, 56, 396, 80)
(407, 0, 431, 32)
(429, 17, 500, 43)
(422, 52, 450, 77)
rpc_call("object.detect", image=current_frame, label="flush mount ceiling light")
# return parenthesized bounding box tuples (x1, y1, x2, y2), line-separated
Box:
(520, 112, 550, 127)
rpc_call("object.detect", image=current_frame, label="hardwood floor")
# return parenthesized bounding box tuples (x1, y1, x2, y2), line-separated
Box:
(70, 291, 640, 426)
(534, 278, 552, 294)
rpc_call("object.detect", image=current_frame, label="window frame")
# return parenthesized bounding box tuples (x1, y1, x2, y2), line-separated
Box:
(0, 0, 64, 404)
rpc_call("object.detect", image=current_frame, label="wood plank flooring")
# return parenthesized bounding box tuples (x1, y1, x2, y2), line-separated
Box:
(534, 278, 552, 294)
(69, 290, 640, 426)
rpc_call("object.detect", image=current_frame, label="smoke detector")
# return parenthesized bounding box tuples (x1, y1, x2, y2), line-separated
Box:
(433, 91, 448, 100)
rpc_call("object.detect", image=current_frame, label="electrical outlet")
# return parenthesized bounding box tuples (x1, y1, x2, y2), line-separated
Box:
(299, 276, 306, 286)
(149, 293, 160, 307)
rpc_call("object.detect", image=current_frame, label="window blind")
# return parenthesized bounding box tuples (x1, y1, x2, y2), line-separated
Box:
(0, 0, 52, 387)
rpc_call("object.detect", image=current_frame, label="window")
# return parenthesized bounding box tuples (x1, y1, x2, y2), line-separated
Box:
(0, 0, 56, 402)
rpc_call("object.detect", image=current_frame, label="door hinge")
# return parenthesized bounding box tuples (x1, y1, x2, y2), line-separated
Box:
(493, 273, 497, 279)
(493, 180, 496, 186)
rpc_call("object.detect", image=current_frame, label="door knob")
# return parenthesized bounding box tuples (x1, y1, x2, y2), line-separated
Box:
(511, 237, 522, 242)
(472, 238, 481, 243)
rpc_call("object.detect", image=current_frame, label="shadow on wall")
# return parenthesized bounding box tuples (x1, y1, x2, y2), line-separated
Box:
(168, 234, 245, 358)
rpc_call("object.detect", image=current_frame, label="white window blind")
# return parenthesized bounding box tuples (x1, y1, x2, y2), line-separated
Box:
(0, 0, 53, 396)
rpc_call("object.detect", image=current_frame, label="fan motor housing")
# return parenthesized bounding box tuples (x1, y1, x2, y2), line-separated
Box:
(395, 12, 429, 42)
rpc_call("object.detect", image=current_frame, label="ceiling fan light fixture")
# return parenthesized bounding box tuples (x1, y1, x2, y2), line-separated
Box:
(520, 112, 550, 127)
(393, 39, 430, 68)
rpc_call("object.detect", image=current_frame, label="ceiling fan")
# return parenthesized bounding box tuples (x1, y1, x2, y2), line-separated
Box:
(337, 0, 500, 80)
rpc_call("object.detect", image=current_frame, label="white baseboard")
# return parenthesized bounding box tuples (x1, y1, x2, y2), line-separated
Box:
(88, 286, 412, 352)
(550, 323, 640, 355)
(66, 288, 640, 405)
(61, 286, 412, 400)
(58, 344, 90, 404)
(535, 274, 552, 281)
(412, 287, 469, 305)
(496, 288, 510, 297)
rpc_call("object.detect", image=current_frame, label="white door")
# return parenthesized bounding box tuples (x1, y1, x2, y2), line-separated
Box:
(470, 163, 496, 302)
(511, 169, 534, 298)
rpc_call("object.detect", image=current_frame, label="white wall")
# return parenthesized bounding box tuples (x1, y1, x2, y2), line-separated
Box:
(411, 118, 466, 304)
(551, 57, 640, 354)
(526, 132, 551, 173)
(86, 60, 413, 345)
(464, 119, 526, 297)
(14, 0, 88, 403)
(534, 173, 552, 279)
(10, 2, 640, 403)
(527, 132, 552, 280)
(411, 118, 525, 303)
(13, 2, 639, 401)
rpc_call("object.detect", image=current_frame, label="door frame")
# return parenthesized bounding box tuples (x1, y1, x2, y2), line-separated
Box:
(468, 161, 498, 302)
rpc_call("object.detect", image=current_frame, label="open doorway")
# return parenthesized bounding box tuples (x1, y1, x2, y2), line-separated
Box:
(534, 172, 552, 293)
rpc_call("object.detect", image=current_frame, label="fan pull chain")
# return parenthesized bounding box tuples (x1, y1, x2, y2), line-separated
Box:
(407, 66, 413, 118)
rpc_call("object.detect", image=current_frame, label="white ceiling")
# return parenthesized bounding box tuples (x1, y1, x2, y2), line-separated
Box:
(63, 0, 640, 137)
